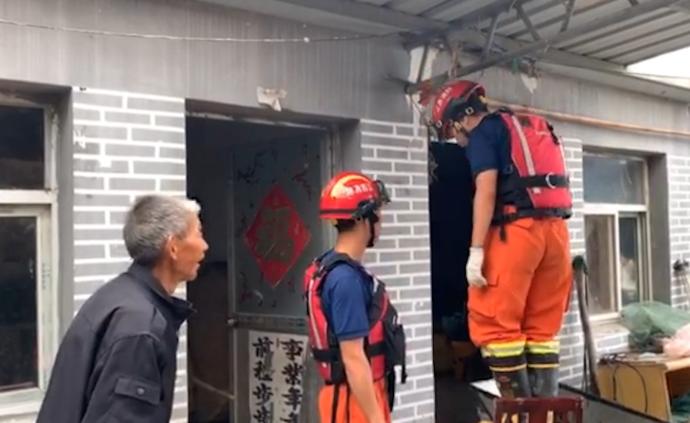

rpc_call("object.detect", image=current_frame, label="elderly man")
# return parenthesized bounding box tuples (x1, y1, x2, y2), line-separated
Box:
(37, 195, 208, 423)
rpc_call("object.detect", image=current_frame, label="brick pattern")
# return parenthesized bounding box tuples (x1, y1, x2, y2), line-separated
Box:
(71, 88, 189, 422)
(557, 138, 587, 383)
(669, 156, 690, 310)
(557, 138, 631, 386)
(360, 118, 435, 423)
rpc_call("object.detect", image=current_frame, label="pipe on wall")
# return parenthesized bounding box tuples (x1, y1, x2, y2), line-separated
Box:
(487, 98, 690, 140)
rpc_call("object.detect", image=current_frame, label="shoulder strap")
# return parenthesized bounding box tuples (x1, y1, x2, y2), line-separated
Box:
(317, 252, 358, 277)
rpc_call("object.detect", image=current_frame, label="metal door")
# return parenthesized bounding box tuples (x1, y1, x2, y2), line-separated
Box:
(227, 129, 329, 423)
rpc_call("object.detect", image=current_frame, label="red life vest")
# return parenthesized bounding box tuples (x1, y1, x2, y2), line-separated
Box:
(494, 110, 573, 223)
(304, 252, 405, 386)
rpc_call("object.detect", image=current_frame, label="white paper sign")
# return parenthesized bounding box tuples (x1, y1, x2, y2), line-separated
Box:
(249, 330, 308, 423)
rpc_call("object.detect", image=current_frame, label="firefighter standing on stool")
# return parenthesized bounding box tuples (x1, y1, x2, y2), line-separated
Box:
(432, 81, 573, 398)
(304, 172, 406, 423)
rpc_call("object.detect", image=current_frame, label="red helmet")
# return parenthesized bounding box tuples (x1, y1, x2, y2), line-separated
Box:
(431, 80, 486, 139)
(319, 172, 390, 220)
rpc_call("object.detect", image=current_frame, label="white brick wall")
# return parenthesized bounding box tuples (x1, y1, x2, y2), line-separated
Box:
(71, 87, 189, 422)
(557, 138, 630, 386)
(361, 118, 435, 423)
(669, 155, 690, 310)
(557, 138, 587, 384)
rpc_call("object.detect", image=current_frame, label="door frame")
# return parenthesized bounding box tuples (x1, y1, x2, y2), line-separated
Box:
(192, 112, 343, 423)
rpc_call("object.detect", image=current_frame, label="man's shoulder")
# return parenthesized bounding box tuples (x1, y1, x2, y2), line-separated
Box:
(79, 271, 143, 312)
(323, 261, 365, 285)
(474, 113, 509, 139)
(467, 114, 510, 164)
(322, 261, 372, 304)
(76, 273, 166, 340)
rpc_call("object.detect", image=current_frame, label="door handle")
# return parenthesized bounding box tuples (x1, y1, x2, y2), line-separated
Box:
(227, 317, 238, 328)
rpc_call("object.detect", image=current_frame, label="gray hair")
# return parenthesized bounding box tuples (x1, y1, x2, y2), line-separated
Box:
(123, 195, 201, 265)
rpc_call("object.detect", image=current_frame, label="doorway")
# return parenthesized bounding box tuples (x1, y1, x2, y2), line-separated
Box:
(186, 111, 352, 423)
(428, 140, 493, 422)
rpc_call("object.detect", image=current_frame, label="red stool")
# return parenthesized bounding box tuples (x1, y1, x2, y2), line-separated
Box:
(494, 397, 583, 423)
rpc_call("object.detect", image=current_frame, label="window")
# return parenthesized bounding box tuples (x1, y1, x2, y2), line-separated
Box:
(0, 100, 57, 403)
(584, 152, 650, 318)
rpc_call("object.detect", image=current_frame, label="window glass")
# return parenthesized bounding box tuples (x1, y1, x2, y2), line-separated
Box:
(583, 154, 644, 205)
(0, 106, 45, 189)
(0, 216, 38, 392)
(619, 216, 641, 306)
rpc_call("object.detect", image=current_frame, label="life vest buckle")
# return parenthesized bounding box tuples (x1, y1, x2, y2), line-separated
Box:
(545, 172, 556, 189)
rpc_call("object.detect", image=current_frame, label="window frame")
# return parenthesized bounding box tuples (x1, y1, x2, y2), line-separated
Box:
(583, 212, 618, 318)
(0, 93, 59, 408)
(583, 152, 652, 321)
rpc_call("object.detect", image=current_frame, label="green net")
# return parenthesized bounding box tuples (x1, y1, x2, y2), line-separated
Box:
(621, 302, 690, 351)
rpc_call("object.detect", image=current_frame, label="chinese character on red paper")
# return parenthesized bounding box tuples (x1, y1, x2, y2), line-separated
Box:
(245, 185, 311, 287)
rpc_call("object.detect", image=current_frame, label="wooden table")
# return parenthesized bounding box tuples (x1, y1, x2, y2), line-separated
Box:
(597, 354, 690, 421)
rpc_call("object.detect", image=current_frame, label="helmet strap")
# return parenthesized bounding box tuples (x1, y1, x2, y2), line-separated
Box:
(366, 212, 379, 248)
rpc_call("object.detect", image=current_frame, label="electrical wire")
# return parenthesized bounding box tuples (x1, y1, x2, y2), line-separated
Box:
(603, 354, 650, 414)
(0, 17, 397, 44)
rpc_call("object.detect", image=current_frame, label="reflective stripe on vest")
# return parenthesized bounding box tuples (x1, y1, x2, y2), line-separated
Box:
(497, 112, 573, 218)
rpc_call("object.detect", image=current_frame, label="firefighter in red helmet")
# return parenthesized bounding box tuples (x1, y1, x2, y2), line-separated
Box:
(304, 171, 406, 423)
(432, 80, 573, 399)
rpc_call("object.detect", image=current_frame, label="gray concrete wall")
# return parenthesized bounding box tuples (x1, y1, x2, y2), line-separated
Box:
(0, 0, 412, 123)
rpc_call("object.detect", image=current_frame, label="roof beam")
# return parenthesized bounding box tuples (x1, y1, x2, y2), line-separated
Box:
(461, 29, 625, 72)
(489, 0, 561, 35)
(406, 0, 681, 93)
(560, 0, 576, 32)
(273, 0, 446, 30)
(395, 55, 690, 104)
(515, 2, 542, 41)
(482, 14, 502, 60)
(207, 0, 447, 33)
(405, 0, 518, 48)
(276, 0, 447, 30)
(669, 0, 690, 13)
(420, 0, 464, 17)
(538, 62, 690, 104)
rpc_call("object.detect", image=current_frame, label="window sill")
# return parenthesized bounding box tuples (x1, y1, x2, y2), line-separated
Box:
(591, 318, 629, 336)
(0, 387, 43, 419)
(589, 318, 631, 354)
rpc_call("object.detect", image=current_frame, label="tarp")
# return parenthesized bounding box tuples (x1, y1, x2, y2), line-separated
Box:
(621, 302, 690, 351)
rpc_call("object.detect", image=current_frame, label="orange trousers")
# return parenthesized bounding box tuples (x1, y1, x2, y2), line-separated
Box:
(468, 218, 572, 362)
(318, 379, 391, 423)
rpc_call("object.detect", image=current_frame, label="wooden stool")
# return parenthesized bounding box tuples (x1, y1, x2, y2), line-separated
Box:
(494, 397, 583, 423)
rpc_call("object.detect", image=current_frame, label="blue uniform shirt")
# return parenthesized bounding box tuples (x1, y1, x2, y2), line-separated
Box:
(320, 251, 373, 341)
(466, 113, 511, 177)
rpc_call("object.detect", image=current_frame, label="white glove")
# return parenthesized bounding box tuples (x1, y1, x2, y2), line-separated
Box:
(466, 247, 487, 288)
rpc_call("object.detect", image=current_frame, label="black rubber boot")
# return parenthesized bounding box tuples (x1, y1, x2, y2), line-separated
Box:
(529, 366, 560, 397)
(493, 367, 532, 399)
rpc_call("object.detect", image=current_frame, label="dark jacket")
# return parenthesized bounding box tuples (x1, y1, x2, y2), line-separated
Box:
(37, 263, 194, 423)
